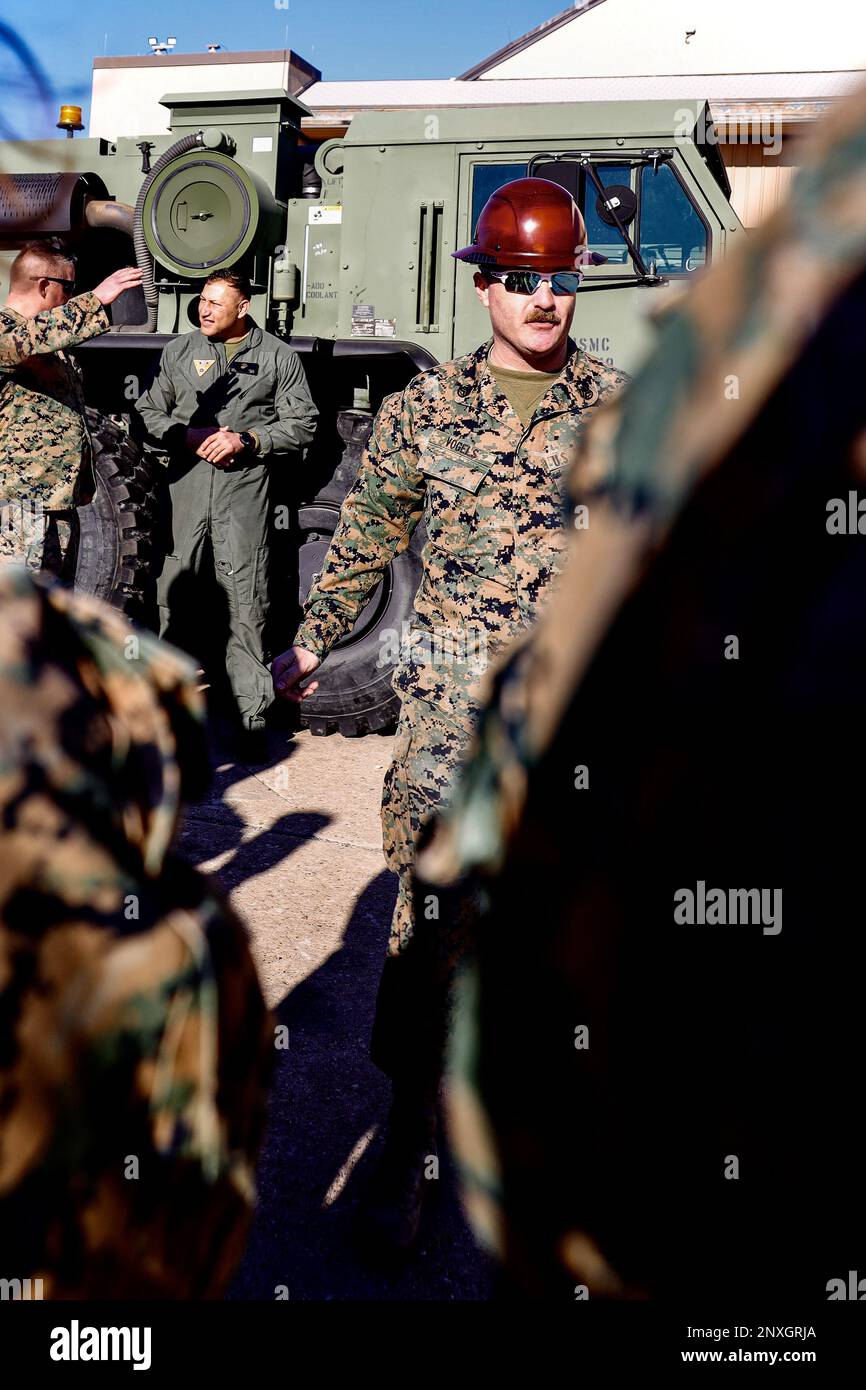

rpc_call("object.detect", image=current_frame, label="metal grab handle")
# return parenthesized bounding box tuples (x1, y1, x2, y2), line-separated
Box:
(416, 201, 443, 332)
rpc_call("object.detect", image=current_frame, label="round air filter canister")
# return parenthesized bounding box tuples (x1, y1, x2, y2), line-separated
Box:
(141, 150, 278, 277)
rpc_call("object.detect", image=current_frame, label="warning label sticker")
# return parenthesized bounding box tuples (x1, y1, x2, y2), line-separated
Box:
(351, 303, 375, 337)
(309, 204, 342, 225)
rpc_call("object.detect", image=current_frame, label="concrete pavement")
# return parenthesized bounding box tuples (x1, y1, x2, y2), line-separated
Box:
(177, 726, 492, 1301)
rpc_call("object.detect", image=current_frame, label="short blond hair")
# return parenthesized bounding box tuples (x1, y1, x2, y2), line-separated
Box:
(9, 241, 75, 291)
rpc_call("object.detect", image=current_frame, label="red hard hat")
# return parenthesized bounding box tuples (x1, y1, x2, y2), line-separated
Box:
(453, 177, 592, 270)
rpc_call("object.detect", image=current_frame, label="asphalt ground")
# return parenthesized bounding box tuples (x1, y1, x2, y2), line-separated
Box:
(176, 724, 493, 1301)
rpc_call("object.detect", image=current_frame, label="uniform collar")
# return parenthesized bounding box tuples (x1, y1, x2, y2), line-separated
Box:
(202, 318, 263, 353)
(458, 337, 601, 424)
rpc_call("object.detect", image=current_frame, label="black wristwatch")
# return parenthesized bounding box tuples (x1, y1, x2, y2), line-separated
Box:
(239, 431, 258, 453)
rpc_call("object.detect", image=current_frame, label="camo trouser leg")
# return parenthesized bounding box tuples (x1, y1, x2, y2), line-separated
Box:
(0, 508, 78, 581)
(373, 693, 478, 1080)
(381, 693, 472, 954)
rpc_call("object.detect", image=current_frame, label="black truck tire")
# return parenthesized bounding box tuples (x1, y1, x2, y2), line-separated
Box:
(295, 409, 424, 737)
(74, 409, 157, 625)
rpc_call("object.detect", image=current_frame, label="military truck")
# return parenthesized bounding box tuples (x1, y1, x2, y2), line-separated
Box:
(0, 92, 744, 733)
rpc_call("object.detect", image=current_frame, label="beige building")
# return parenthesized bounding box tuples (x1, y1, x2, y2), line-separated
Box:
(89, 49, 320, 140)
(86, 2, 866, 226)
(455, 0, 866, 225)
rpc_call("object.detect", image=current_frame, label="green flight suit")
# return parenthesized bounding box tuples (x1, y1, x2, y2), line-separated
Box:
(136, 320, 318, 729)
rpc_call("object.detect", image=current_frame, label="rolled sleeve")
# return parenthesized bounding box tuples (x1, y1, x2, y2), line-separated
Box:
(0, 292, 108, 370)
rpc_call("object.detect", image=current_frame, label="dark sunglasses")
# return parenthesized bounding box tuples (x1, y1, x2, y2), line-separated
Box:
(482, 268, 583, 295)
(30, 275, 76, 294)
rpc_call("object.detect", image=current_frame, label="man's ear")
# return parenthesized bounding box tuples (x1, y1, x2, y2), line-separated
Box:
(238, 297, 251, 318)
(473, 272, 490, 309)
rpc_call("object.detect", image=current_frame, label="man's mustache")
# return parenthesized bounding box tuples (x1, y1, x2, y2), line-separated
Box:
(525, 309, 560, 323)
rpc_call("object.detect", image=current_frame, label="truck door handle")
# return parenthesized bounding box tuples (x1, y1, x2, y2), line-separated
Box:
(415, 201, 444, 332)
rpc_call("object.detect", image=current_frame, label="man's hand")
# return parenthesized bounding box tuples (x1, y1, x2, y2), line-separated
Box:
(197, 428, 245, 466)
(271, 646, 321, 702)
(92, 267, 144, 305)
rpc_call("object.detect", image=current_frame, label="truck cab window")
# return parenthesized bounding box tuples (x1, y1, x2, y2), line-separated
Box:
(470, 163, 527, 236)
(471, 162, 633, 266)
(639, 163, 709, 274)
(582, 164, 632, 265)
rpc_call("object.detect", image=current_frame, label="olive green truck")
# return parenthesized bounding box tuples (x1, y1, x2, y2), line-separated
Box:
(0, 91, 744, 733)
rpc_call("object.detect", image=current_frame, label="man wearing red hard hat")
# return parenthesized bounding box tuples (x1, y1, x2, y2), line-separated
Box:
(272, 177, 629, 1253)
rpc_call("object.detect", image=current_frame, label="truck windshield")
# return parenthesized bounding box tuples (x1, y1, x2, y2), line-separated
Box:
(470, 158, 710, 278)
(471, 161, 632, 265)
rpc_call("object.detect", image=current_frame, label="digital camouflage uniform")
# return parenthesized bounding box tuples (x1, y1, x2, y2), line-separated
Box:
(0, 291, 107, 574)
(136, 322, 318, 731)
(419, 84, 866, 1298)
(297, 338, 627, 952)
(295, 339, 627, 1076)
(0, 569, 272, 1298)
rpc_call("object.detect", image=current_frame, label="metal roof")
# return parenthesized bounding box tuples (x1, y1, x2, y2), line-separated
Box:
(303, 71, 866, 114)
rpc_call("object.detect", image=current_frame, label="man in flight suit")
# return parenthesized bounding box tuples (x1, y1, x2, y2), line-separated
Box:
(136, 269, 318, 758)
(272, 179, 629, 1249)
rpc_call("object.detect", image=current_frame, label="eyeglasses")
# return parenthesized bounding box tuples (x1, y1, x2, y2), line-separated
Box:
(30, 275, 76, 294)
(482, 268, 583, 295)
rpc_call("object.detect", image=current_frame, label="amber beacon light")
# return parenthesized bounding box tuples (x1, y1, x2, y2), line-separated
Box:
(56, 105, 84, 138)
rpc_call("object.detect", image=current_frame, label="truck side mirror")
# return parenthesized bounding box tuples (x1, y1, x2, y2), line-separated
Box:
(595, 185, 638, 228)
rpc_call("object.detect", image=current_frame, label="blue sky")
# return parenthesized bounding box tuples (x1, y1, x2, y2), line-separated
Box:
(0, 0, 562, 138)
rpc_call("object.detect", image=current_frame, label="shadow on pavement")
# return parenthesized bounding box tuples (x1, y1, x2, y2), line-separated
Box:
(230, 868, 493, 1301)
(178, 730, 329, 892)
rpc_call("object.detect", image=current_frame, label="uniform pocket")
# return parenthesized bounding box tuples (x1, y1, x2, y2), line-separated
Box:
(229, 364, 278, 419)
(417, 440, 497, 554)
(224, 541, 269, 612)
(418, 453, 494, 494)
(157, 553, 183, 610)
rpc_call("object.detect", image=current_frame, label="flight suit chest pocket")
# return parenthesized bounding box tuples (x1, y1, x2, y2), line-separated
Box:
(229, 361, 277, 409)
(417, 433, 497, 549)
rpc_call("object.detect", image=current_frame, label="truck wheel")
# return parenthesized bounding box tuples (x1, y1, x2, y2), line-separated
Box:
(75, 409, 157, 625)
(296, 409, 424, 737)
